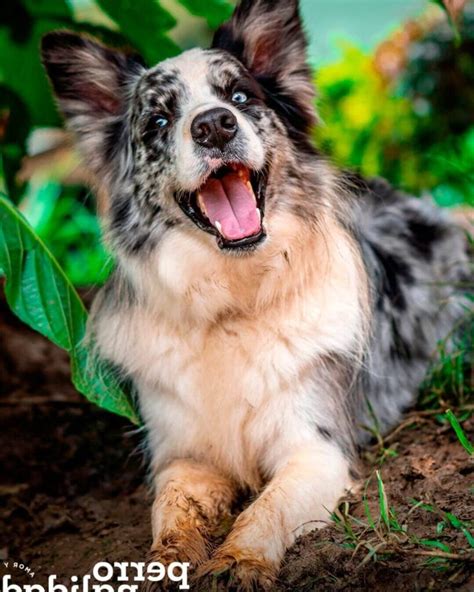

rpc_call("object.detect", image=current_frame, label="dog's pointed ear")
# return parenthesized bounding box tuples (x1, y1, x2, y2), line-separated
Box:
(41, 31, 144, 172)
(212, 0, 316, 138)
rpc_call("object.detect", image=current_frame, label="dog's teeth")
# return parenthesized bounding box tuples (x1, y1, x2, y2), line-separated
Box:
(197, 192, 206, 213)
(214, 220, 223, 234)
(256, 208, 261, 222)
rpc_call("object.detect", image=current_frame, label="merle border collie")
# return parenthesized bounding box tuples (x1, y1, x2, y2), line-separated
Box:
(41, 0, 471, 589)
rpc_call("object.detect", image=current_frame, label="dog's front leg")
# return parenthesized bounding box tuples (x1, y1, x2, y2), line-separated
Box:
(198, 441, 352, 591)
(149, 459, 236, 570)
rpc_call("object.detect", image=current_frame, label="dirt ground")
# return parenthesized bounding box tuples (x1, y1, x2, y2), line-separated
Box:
(1, 294, 473, 591)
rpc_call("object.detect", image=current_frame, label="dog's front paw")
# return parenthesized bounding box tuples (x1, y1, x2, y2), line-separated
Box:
(142, 529, 210, 591)
(153, 528, 210, 564)
(195, 546, 276, 592)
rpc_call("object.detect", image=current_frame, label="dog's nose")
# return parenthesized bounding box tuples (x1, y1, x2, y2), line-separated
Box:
(191, 108, 237, 149)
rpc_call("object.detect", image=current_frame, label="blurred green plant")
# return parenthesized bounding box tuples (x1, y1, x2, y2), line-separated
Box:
(19, 180, 114, 285)
(315, 6, 474, 208)
(316, 43, 419, 187)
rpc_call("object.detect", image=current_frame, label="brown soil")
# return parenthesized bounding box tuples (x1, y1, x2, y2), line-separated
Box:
(1, 295, 473, 591)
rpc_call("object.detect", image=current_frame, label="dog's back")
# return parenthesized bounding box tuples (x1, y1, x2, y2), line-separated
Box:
(353, 176, 471, 440)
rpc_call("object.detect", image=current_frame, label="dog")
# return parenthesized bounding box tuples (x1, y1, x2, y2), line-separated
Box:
(41, 0, 471, 588)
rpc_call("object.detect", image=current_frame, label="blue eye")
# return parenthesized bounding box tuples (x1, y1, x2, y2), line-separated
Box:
(232, 91, 248, 104)
(153, 116, 169, 128)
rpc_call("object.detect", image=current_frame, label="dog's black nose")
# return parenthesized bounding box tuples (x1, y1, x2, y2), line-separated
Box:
(191, 108, 237, 149)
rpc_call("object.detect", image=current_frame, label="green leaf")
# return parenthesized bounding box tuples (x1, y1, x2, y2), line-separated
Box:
(419, 539, 451, 553)
(444, 511, 474, 548)
(0, 193, 140, 424)
(445, 409, 474, 455)
(178, 0, 233, 29)
(376, 470, 390, 530)
(96, 0, 180, 65)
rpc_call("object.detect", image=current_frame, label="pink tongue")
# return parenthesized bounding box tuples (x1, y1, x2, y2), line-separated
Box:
(199, 173, 261, 241)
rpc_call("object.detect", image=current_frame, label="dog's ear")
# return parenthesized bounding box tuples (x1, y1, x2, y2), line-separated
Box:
(41, 31, 144, 173)
(212, 0, 316, 141)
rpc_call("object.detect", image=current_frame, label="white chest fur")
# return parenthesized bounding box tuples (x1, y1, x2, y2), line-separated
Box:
(93, 213, 367, 488)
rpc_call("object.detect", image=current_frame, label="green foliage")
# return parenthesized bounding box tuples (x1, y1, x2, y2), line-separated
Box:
(0, 2, 69, 203)
(0, 192, 140, 424)
(21, 182, 113, 286)
(333, 476, 474, 568)
(179, 0, 233, 29)
(0, 1, 71, 130)
(95, 0, 179, 64)
(411, 501, 474, 550)
(316, 8, 474, 207)
(316, 44, 416, 183)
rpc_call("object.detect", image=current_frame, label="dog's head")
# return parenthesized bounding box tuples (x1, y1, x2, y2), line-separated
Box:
(41, 0, 316, 254)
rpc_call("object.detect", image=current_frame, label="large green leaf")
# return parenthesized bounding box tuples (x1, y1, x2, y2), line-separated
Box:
(96, 0, 180, 65)
(0, 193, 140, 425)
(178, 0, 233, 29)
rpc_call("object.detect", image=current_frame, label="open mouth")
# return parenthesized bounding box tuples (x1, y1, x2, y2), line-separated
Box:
(177, 164, 267, 250)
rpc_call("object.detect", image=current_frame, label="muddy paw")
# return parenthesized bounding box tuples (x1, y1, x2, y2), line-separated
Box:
(150, 527, 211, 566)
(196, 549, 276, 591)
(141, 530, 210, 591)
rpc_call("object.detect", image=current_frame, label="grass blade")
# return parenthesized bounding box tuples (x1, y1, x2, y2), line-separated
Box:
(419, 539, 451, 553)
(376, 470, 390, 530)
(445, 409, 474, 455)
